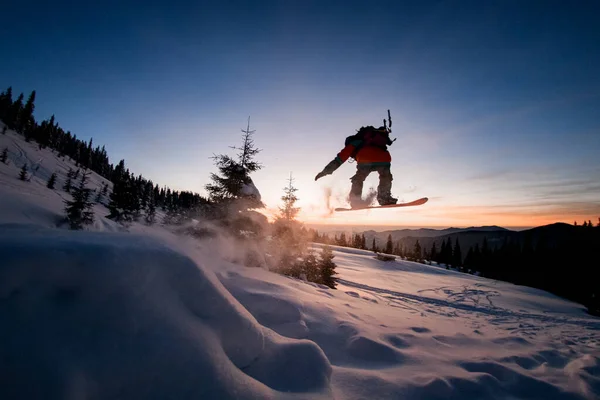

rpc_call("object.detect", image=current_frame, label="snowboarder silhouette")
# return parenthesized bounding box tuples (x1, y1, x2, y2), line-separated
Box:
(315, 112, 397, 208)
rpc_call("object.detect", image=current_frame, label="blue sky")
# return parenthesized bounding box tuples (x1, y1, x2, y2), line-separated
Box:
(2, 0, 599, 227)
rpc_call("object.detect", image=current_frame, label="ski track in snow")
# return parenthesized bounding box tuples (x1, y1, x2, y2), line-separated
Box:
(337, 278, 600, 345)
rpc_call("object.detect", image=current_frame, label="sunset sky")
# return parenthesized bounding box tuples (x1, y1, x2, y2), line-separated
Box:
(2, 1, 599, 229)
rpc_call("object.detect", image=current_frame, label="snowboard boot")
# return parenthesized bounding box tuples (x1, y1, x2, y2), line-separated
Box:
(377, 194, 398, 206)
(377, 167, 396, 205)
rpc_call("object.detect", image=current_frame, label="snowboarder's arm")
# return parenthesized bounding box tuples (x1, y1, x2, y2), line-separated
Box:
(337, 143, 358, 163)
(315, 144, 357, 180)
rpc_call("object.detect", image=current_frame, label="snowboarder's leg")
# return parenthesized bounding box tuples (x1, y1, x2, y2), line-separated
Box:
(376, 166, 397, 205)
(349, 165, 371, 207)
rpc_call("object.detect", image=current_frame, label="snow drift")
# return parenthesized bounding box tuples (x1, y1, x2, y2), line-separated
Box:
(0, 226, 332, 399)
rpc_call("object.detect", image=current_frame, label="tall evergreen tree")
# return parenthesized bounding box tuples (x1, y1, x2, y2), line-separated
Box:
(47, 172, 57, 189)
(371, 237, 378, 252)
(0, 147, 7, 164)
(205, 117, 262, 207)
(64, 171, 94, 229)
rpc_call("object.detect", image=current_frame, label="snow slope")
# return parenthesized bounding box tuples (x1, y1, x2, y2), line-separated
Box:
(1, 125, 599, 399)
(0, 125, 119, 231)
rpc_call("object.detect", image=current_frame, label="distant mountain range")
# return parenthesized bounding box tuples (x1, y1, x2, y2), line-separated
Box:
(318, 223, 597, 257)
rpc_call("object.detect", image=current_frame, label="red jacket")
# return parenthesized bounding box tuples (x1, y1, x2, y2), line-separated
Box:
(337, 143, 391, 166)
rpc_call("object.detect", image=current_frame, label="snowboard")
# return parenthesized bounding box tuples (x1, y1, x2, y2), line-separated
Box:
(335, 197, 428, 212)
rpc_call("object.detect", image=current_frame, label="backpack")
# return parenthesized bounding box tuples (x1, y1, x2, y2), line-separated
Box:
(344, 126, 391, 159)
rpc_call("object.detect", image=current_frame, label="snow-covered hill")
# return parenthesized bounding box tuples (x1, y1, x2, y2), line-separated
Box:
(1, 125, 599, 399)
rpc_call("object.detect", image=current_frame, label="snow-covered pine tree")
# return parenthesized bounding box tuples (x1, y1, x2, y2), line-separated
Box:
(205, 117, 262, 206)
(18, 164, 28, 181)
(204, 117, 265, 239)
(47, 172, 57, 189)
(0, 147, 8, 163)
(64, 171, 94, 229)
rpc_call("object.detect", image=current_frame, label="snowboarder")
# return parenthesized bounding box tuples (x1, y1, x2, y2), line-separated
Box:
(315, 124, 397, 208)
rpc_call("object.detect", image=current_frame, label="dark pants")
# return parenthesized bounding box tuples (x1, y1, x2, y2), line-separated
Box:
(350, 164, 393, 202)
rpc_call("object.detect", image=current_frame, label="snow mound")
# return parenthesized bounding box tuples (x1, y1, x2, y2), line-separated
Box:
(212, 249, 600, 400)
(0, 226, 332, 399)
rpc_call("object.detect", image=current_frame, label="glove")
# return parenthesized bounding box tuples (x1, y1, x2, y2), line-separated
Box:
(315, 158, 342, 181)
(315, 171, 327, 181)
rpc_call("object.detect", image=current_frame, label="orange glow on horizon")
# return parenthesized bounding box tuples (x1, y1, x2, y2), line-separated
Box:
(260, 203, 597, 230)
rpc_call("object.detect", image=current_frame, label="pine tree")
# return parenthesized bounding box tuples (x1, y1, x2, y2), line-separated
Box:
(0, 87, 13, 121)
(21, 90, 36, 138)
(205, 117, 262, 207)
(47, 172, 57, 189)
(145, 192, 157, 225)
(18, 164, 28, 181)
(63, 174, 72, 193)
(453, 239, 463, 268)
(385, 234, 393, 254)
(371, 237, 378, 252)
(279, 173, 299, 221)
(319, 245, 337, 289)
(64, 171, 94, 229)
(413, 240, 422, 261)
(338, 232, 348, 247)
(6, 93, 23, 130)
(430, 242, 438, 263)
(361, 234, 366, 249)
(0, 147, 7, 164)
(107, 176, 139, 222)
